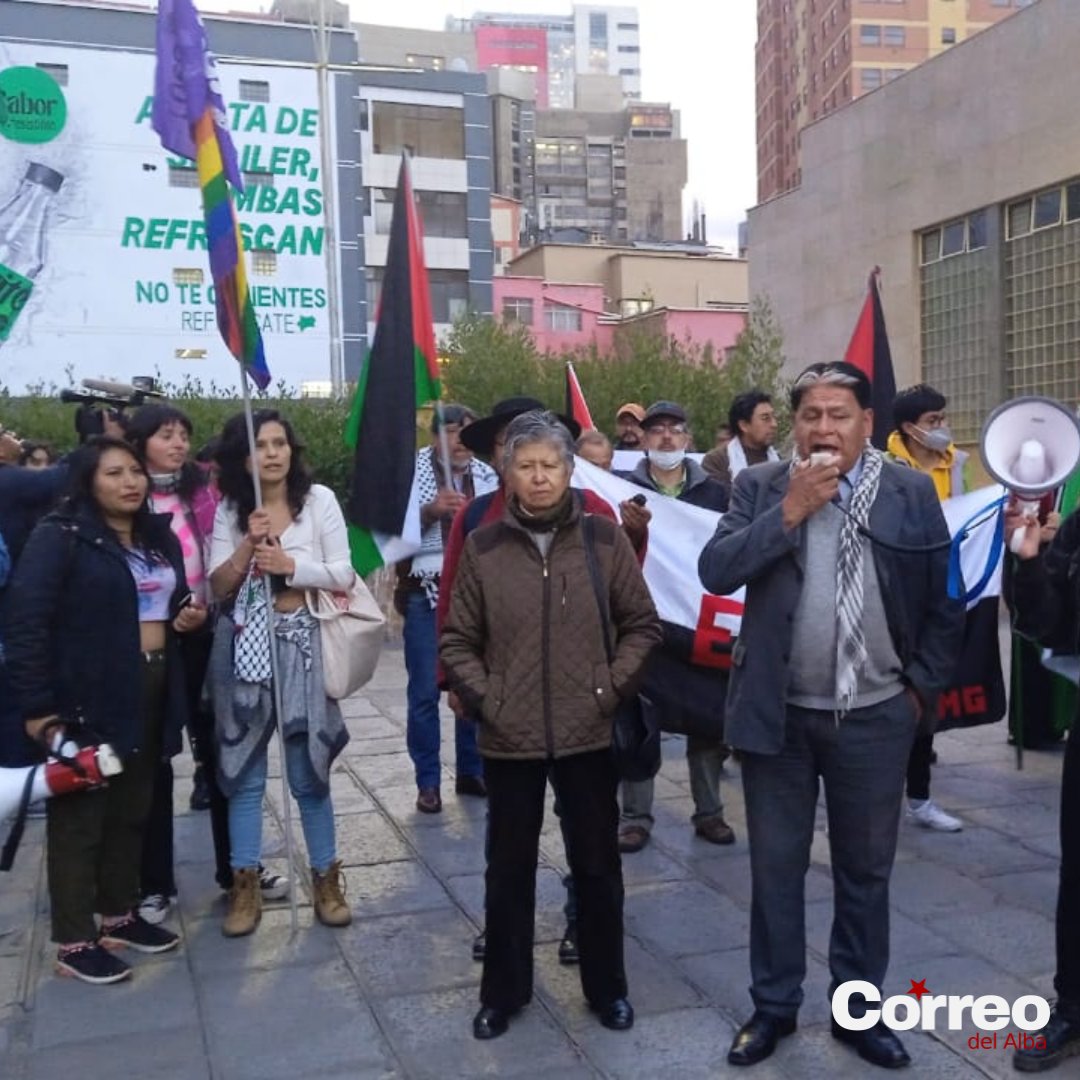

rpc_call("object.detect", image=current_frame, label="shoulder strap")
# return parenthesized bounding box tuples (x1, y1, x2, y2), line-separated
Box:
(581, 513, 615, 662)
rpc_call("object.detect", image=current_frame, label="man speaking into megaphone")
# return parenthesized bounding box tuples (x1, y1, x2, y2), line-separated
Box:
(1006, 499, 1080, 1072)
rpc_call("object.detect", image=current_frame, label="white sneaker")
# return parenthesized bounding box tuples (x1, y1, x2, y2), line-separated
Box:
(137, 893, 172, 925)
(258, 867, 290, 901)
(907, 799, 962, 832)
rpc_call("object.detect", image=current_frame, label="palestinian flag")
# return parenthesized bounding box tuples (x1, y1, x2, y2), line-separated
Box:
(345, 154, 440, 575)
(844, 267, 897, 450)
(565, 360, 595, 431)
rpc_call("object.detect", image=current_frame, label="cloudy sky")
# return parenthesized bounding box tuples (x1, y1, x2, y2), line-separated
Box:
(209, 0, 759, 250)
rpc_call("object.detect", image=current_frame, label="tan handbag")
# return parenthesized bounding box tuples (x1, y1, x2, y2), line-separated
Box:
(306, 575, 386, 699)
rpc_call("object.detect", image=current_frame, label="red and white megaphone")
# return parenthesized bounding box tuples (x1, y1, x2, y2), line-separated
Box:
(0, 744, 123, 821)
(981, 396, 1080, 553)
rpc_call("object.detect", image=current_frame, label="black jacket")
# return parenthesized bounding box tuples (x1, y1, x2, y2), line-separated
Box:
(1009, 509, 1080, 653)
(0, 462, 67, 569)
(3, 506, 190, 765)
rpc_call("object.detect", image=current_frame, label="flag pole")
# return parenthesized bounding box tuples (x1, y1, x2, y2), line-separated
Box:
(434, 401, 453, 490)
(240, 373, 300, 936)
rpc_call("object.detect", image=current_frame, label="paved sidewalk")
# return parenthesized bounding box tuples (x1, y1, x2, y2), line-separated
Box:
(0, 645, 1067, 1079)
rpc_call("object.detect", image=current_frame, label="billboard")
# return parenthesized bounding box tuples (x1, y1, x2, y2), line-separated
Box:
(0, 42, 336, 394)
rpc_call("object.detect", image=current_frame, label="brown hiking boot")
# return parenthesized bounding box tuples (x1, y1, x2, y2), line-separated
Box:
(312, 860, 351, 927)
(223, 867, 262, 937)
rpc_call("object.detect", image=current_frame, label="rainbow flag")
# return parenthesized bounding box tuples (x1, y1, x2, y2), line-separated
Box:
(151, 0, 270, 389)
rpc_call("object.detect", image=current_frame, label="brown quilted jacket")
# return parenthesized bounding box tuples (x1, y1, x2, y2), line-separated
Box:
(439, 501, 661, 760)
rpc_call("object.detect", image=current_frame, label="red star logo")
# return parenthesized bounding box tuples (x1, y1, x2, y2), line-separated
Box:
(907, 979, 931, 1000)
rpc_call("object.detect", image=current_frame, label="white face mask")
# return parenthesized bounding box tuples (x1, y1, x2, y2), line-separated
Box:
(649, 448, 686, 471)
(911, 424, 952, 454)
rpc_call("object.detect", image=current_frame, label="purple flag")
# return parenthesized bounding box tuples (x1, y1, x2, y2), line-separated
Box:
(152, 0, 243, 191)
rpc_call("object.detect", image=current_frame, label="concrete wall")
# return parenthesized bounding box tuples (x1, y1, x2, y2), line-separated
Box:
(748, 0, 1076, 385)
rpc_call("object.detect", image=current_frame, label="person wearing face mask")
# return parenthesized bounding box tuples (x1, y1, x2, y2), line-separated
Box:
(886, 385, 967, 834)
(618, 401, 735, 853)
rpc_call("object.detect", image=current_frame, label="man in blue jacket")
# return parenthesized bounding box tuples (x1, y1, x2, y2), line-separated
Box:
(699, 362, 963, 1070)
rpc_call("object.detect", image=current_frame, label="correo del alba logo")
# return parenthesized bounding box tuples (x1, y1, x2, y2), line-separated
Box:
(0, 67, 67, 145)
(833, 980, 1050, 1052)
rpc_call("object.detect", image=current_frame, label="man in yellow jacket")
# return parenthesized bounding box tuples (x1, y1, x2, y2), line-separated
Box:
(886, 384, 966, 832)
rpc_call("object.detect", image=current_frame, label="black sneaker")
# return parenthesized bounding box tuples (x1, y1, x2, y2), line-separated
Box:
(100, 915, 181, 954)
(189, 766, 211, 811)
(56, 943, 131, 984)
(558, 921, 580, 965)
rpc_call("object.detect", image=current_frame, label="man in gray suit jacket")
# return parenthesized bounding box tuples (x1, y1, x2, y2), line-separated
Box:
(698, 361, 963, 1071)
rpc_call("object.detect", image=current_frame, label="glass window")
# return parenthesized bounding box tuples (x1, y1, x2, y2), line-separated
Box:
(544, 305, 582, 332)
(942, 220, 966, 257)
(168, 164, 199, 188)
(968, 210, 988, 250)
(1034, 188, 1062, 229)
(501, 297, 534, 325)
(861, 68, 882, 91)
(941, 27, 957, 45)
(860, 24, 881, 46)
(172, 268, 204, 286)
(1007, 200, 1031, 239)
(883, 26, 906, 47)
(239, 80, 270, 103)
(243, 171, 274, 188)
(372, 102, 465, 159)
(251, 249, 277, 276)
(884, 67, 904, 82)
(920, 230, 940, 264)
(429, 270, 469, 323)
(1066, 182, 1080, 222)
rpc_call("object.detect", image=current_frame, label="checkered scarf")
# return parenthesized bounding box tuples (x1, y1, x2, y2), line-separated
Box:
(835, 447, 884, 716)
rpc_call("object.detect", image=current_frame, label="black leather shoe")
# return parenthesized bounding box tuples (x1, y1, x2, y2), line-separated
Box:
(455, 775, 487, 798)
(472, 930, 486, 962)
(831, 1018, 911, 1069)
(1014, 1001, 1080, 1072)
(727, 1011, 797, 1066)
(557, 921, 579, 965)
(595, 997, 634, 1031)
(473, 1006, 511, 1040)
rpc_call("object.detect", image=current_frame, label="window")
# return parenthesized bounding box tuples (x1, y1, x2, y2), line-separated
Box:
(168, 164, 199, 188)
(1034, 188, 1062, 229)
(544, 304, 582, 332)
(172, 268, 204, 286)
(35, 63, 68, 85)
(589, 11, 607, 45)
(885, 67, 904, 82)
(616, 21, 638, 30)
(860, 24, 880, 46)
(861, 68, 882, 91)
(372, 189, 467, 238)
(501, 297, 534, 325)
(617, 44, 640, 53)
(365, 268, 383, 313)
(359, 99, 369, 132)
(941, 27, 957, 45)
(1067, 182, 1080, 223)
(251, 249, 277, 276)
(405, 53, 444, 71)
(1007, 199, 1032, 239)
(372, 102, 465, 159)
(941, 220, 966, 257)
(243, 171, 275, 188)
(239, 80, 270, 103)
(920, 230, 940, 265)
(429, 270, 469, 323)
(883, 26, 906, 47)
(968, 210, 988, 250)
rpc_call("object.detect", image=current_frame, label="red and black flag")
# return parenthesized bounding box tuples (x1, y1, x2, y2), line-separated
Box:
(844, 267, 897, 450)
(345, 153, 440, 575)
(565, 360, 595, 431)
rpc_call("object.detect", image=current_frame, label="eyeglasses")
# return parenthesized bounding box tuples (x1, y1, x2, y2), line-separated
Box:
(645, 422, 687, 435)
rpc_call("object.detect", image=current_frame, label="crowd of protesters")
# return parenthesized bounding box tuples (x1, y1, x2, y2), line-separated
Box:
(0, 368, 1077, 1074)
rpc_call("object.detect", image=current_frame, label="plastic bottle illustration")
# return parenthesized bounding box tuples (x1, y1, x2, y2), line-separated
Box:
(0, 162, 64, 342)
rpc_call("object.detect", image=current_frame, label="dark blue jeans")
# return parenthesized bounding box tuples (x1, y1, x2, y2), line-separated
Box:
(402, 589, 481, 790)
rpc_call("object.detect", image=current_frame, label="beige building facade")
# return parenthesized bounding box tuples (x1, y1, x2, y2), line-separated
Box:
(748, 0, 1080, 441)
(509, 243, 748, 316)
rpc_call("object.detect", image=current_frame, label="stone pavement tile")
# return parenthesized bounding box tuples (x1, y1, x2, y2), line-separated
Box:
(184, 909, 338, 976)
(374, 986, 591, 1079)
(340, 907, 480, 997)
(677, 946, 837, 1029)
(173, 860, 227, 921)
(693, 850, 831, 910)
(172, 812, 217, 865)
(443, 866, 570, 943)
(945, 760, 1059, 790)
(904, 825, 1057, 879)
(327, 766, 378, 814)
(342, 714, 402, 741)
(335, 811, 413, 867)
(979, 868, 1059, 919)
(200, 959, 398, 1080)
(624, 881, 749, 958)
(31, 950, 196, 1049)
(374, 783, 487, 828)
(0, 887, 38, 959)
(339, 694, 384, 719)
(0, 831, 43, 896)
(963, 803, 1061, 840)
(931, 905, 1055, 979)
(350, 751, 420, 790)
(443, 872, 484, 925)
(22, 1025, 210, 1080)
(400, 820, 487, 878)
(342, 735, 409, 759)
(350, 859, 455, 919)
(615, 842, 694, 889)
(889, 859, 1004, 919)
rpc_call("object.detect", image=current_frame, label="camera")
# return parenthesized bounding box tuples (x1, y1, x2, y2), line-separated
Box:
(60, 376, 165, 441)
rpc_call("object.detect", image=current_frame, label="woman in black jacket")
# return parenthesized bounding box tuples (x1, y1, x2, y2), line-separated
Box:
(5, 437, 206, 985)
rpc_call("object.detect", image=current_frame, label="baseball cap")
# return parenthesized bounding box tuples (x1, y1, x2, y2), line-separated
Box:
(615, 402, 646, 422)
(642, 401, 688, 427)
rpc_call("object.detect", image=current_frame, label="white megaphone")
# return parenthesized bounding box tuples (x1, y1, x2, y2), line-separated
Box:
(0, 744, 123, 822)
(980, 396, 1080, 553)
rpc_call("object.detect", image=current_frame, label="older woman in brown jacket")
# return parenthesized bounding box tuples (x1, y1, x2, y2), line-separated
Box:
(441, 410, 661, 1041)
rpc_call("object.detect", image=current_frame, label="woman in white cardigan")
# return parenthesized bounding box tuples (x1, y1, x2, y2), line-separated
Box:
(208, 409, 355, 937)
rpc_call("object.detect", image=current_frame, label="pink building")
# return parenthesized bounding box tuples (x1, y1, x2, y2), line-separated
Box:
(492, 275, 747, 359)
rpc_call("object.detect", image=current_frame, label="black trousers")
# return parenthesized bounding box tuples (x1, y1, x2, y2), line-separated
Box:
(905, 732, 934, 801)
(140, 631, 232, 895)
(482, 748, 626, 1012)
(47, 654, 165, 944)
(1057, 719, 1080, 1002)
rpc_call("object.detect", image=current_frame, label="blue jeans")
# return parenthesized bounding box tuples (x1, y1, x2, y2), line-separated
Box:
(402, 589, 482, 789)
(228, 733, 336, 874)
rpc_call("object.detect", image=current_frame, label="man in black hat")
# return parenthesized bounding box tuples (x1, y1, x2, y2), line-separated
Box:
(618, 401, 736, 853)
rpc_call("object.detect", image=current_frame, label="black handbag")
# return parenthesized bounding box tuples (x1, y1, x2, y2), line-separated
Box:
(581, 514, 661, 782)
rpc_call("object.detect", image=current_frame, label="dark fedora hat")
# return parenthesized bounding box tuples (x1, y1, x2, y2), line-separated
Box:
(460, 396, 582, 456)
